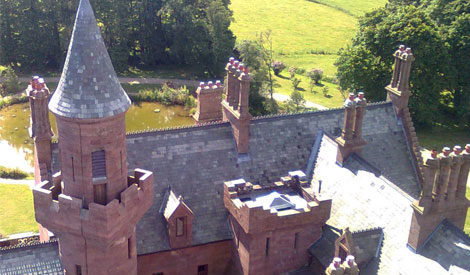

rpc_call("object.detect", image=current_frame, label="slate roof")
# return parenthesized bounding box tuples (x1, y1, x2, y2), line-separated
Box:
(309, 225, 342, 267)
(309, 134, 470, 275)
(0, 240, 63, 275)
(351, 227, 384, 265)
(48, 0, 130, 119)
(122, 102, 419, 255)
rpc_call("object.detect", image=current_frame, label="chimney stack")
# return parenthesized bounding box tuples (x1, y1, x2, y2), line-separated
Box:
(193, 80, 223, 124)
(408, 145, 470, 251)
(386, 46, 415, 117)
(222, 58, 252, 154)
(336, 93, 367, 166)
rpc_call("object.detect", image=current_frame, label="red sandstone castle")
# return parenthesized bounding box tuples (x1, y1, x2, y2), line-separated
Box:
(0, 0, 469, 274)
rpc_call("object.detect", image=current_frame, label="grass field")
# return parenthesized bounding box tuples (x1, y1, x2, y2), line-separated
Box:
(0, 183, 37, 237)
(230, 0, 387, 107)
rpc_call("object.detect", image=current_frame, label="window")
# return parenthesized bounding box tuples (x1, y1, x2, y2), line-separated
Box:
(71, 156, 75, 181)
(176, 217, 185, 237)
(265, 237, 270, 256)
(128, 237, 132, 259)
(92, 150, 106, 178)
(76, 265, 82, 275)
(294, 233, 299, 249)
(197, 264, 208, 275)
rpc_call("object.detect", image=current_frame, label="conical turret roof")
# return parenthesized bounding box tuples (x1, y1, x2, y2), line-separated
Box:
(49, 0, 131, 119)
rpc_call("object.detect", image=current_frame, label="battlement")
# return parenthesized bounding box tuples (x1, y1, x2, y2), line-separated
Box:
(33, 169, 154, 249)
(224, 171, 331, 234)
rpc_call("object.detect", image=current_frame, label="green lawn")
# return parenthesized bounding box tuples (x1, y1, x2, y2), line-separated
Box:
(0, 183, 38, 237)
(417, 127, 469, 151)
(230, 0, 387, 107)
(273, 71, 345, 108)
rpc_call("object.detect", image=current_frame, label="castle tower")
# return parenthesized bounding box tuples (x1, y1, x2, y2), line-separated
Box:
(33, 0, 154, 274)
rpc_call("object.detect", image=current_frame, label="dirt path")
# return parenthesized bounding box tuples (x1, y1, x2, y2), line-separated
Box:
(3, 76, 328, 110)
(0, 178, 34, 187)
(9, 76, 200, 87)
(272, 93, 328, 110)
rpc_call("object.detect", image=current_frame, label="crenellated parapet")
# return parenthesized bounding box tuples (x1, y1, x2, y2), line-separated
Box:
(224, 172, 331, 234)
(33, 169, 154, 249)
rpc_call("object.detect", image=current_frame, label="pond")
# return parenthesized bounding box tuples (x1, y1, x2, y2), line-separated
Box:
(0, 102, 195, 172)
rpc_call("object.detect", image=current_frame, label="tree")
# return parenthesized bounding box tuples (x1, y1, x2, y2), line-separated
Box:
(336, 5, 450, 126)
(287, 90, 306, 112)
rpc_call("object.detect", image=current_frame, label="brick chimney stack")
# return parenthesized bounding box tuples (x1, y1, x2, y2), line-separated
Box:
(28, 76, 54, 242)
(193, 80, 223, 124)
(336, 93, 367, 166)
(408, 145, 470, 251)
(386, 46, 415, 117)
(28, 76, 53, 184)
(222, 58, 252, 154)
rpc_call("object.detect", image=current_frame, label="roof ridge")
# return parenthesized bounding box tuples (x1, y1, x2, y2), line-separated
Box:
(0, 238, 58, 252)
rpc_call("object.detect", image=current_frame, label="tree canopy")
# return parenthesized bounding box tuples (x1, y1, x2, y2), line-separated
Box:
(336, 0, 469, 126)
(0, 0, 235, 76)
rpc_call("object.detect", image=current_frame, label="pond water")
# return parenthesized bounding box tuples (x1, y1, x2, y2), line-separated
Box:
(0, 102, 194, 172)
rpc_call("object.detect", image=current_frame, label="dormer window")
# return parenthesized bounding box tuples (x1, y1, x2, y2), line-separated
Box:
(176, 217, 185, 237)
(162, 189, 194, 249)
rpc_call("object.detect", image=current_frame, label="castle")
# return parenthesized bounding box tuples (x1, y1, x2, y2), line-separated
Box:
(0, 0, 469, 274)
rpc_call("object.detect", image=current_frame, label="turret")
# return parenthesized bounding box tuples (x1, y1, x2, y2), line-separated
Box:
(33, 0, 153, 274)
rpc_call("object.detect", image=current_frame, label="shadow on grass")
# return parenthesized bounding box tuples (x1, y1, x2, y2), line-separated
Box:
(276, 74, 290, 80)
(314, 83, 325, 87)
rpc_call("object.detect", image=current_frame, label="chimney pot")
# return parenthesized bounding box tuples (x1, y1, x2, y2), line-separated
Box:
(234, 61, 240, 68)
(216, 80, 222, 88)
(229, 57, 235, 64)
(239, 63, 245, 71)
(358, 92, 365, 99)
(349, 93, 355, 100)
(443, 147, 451, 156)
(208, 81, 213, 87)
(200, 82, 205, 88)
(431, 149, 438, 158)
(399, 45, 405, 51)
(453, 145, 462, 155)
(406, 48, 412, 54)
(466, 144, 470, 153)
(244, 67, 249, 74)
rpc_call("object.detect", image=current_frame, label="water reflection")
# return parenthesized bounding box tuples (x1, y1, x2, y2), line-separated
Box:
(0, 102, 194, 171)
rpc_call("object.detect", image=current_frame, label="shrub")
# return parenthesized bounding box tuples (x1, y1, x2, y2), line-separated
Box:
(132, 84, 196, 109)
(295, 68, 306, 75)
(0, 166, 30, 179)
(291, 77, 301, 90)
(322, 86, 330, 97)
(288, 66, 297, 79)
(307, 68, 323, 84)
(0, 65, 22, 96)
(271, 61, 286, 76)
